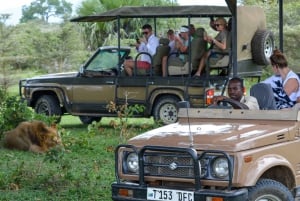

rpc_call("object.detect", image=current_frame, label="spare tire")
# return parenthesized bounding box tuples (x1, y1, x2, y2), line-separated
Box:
(251, 30, 274, 65)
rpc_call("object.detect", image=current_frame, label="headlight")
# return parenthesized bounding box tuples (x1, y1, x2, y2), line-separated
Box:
(211, 157, 229, 178)
(126, 152, 139, 173)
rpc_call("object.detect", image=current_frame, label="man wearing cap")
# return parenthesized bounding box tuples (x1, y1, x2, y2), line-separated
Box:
(175, 25, 193, 62)
(124, 24, 159, 76)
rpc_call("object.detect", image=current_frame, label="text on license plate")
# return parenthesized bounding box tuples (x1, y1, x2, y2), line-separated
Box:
(147, 187, 194, 201)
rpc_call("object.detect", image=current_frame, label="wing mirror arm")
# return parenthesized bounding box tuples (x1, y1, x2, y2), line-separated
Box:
(78, 66, 84, 76)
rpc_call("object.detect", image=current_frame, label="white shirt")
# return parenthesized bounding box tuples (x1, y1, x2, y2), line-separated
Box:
(263, 70, 300, 109)
(137, 34, 159, 64)
(240, 96, 259, 110)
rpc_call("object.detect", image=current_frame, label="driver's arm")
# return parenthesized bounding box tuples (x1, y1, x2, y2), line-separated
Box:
(213, 95, 227, 105)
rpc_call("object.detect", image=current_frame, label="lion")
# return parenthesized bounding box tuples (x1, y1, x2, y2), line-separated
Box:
(2, 121, 62, 153)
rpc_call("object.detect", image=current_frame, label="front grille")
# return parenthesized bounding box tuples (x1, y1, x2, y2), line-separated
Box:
(143, 152, 197, 179)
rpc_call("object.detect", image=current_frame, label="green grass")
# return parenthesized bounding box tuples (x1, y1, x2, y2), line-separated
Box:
(0, 115, 156, 201)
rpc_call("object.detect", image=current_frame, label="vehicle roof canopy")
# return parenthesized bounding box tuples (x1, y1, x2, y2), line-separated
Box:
(70, 5, 231, 22)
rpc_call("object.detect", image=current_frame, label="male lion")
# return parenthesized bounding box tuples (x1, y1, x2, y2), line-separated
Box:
(2, 121, 62, 153)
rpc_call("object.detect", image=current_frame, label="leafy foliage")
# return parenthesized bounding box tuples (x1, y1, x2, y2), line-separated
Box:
(20, 0, 73, 23)
(0, 88, 56, 134)
(0, 21, 87, 73)
(76, 0, 179, 50)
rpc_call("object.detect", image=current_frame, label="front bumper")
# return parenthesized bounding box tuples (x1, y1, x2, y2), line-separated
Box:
(111, 182, 248, 201)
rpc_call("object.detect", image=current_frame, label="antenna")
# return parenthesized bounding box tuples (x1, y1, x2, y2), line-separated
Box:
(177, 101, 193, 148)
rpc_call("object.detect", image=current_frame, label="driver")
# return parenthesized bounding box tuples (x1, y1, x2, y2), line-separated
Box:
(212, 77, 259, 109)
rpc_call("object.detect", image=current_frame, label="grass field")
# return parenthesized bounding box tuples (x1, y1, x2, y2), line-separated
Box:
(0, 114, 156, 201)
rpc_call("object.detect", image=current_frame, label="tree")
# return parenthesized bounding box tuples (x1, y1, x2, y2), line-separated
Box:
(0, 14, 18, 91)
(20, 0, 73, 23)
(75, 0, 176, 50)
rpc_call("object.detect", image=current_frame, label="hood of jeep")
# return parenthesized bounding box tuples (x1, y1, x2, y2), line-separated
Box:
(31, 72, 78, 79)
(128, 121, 297, 152)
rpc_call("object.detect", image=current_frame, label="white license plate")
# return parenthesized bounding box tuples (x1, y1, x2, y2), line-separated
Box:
(147, 187, 194, 201)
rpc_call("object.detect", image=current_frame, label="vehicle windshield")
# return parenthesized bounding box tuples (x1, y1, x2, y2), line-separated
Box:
(85, 49, 126, 71)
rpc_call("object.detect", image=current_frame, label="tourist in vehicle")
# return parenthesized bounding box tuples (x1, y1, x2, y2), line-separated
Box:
(262, 49, 300, 109)
(124, 24, 159, 76)
(161, 29, 178, 77)
(175, 25, 193, 60)
(193, 17, 229, 77)
(209, 17, 218, 31)
(167, 29, 177, 55)
(212, 77, 259, 109)
(189, 24, 196, 37)
(161, 26, 192, 77)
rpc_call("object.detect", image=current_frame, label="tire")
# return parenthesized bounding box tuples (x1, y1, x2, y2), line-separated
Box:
(251, 30, 274, 65)
(35, 95, 62, 122)
(153, 95, 180, 125)
(248, 179, 294, 201)
(79, 116, 102, 124)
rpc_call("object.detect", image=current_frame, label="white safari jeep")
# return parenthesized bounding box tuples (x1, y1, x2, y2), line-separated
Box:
(112, 107, 300, 201)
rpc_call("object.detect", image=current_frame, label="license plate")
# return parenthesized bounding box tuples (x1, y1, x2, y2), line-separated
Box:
(147, 187, 194, 201)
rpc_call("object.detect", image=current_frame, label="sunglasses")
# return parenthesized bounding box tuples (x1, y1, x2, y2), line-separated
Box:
(215, 24, 222, 27)
(142, 31, 149, 35)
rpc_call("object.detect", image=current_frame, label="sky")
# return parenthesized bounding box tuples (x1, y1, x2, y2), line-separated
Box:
(0, 0, 226, 25)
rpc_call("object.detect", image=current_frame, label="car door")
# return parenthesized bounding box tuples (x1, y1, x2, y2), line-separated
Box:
(71, 48, 123, 115)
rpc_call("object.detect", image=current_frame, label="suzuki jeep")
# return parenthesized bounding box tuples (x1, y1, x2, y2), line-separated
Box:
(112, 107, 300, 201)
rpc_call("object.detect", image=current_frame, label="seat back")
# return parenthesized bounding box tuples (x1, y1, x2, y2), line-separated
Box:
(250, 83, 277, 110)
(191, 27, 207, 71)
(153, 38, 170, 75)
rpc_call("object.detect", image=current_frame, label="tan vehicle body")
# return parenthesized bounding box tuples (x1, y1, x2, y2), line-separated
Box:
(112, 109, 300, 200)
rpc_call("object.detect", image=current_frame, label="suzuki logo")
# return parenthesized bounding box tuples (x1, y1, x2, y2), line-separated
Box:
(169, 162, 178, 170)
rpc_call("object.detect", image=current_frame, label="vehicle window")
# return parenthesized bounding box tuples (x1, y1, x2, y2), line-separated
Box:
(86, 49, 125, 71)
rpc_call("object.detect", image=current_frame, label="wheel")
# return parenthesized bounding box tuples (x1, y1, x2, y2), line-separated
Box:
(79, 116, 102, 124)
(153, 95, 180, 125)
(248, 179, 294, 201)
(35, 95, 62, 122)
(218, 98, 249, 109)
(251, 29, 275, 65)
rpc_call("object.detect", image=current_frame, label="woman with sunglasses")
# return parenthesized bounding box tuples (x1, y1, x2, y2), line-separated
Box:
(124, 24, 159, 76)
(262, 49, 300, 109)
(193, 17, 228, 77)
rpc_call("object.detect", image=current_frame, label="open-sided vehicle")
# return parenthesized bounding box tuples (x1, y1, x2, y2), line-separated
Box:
(19, 1, 274, 124)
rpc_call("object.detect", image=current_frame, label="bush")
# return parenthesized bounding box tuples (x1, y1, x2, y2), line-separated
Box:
(0, 87, 56, 134)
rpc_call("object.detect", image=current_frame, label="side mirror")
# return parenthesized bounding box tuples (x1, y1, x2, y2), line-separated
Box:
(79, 66, 84, 75)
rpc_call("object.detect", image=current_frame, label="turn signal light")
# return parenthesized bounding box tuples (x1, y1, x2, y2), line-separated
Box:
(118, 189, 133, 197)
(212, 197, 223, 201)
(206, 89, 215, 105)
(207, 197, 224, 201)
(244, 155, 253, 163)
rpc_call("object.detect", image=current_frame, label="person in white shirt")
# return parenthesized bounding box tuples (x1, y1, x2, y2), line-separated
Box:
(124, 24, 159, 76)
(262, 49, 300, 109)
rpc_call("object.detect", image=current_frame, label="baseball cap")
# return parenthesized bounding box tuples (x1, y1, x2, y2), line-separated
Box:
(180, 26, 189, 33)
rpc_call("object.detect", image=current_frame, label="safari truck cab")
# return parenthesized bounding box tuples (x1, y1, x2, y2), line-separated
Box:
(19, 0, 274, 125)
(112, 107, 300, 201)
